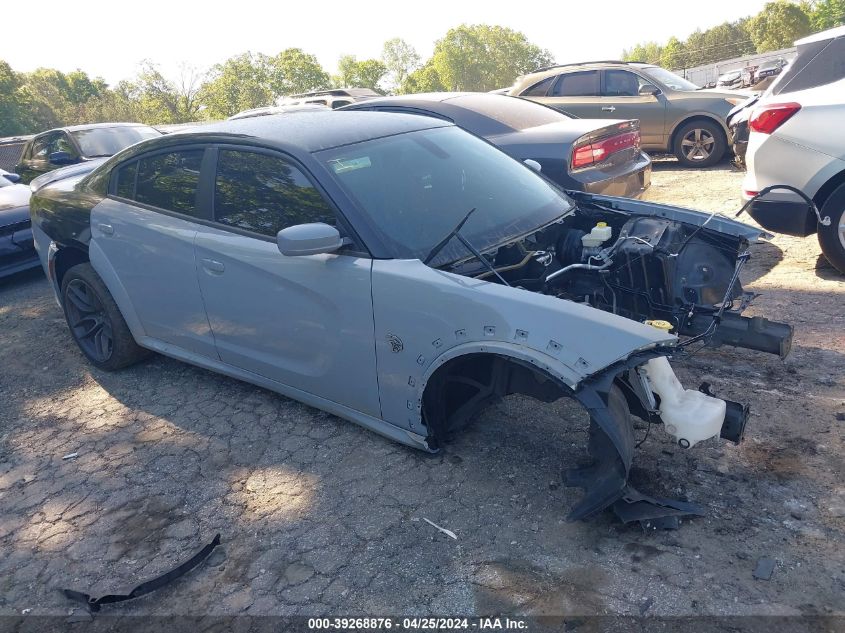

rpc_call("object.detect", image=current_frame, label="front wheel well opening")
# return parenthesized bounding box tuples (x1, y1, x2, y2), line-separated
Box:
(54, 247, 90, 294)
(421, 353, 573, 449)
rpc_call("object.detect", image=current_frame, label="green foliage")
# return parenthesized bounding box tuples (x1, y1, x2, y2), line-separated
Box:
(804, 0, 845, 29)
(660, 37, 688, 69)
(334, 55, 387, 92)
(398, 63, 446, 94)
(381, 38, 421, 92)
(622, 1, 823, 69)
(425, 24, 553, 92)
(0, 61, 37, 136)
(622, 41, 664, 64)
(267, 48, 331, 97)
(748, 1, 812, 52)
(199, 53, 273, 119)
(129, 61, 205, 124)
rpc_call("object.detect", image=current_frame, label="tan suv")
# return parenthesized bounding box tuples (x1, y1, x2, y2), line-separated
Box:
(509, 61, 748, 167)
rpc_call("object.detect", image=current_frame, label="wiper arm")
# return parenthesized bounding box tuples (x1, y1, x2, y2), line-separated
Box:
(423, 207, 477, 265)
(422, 207, 510, 287)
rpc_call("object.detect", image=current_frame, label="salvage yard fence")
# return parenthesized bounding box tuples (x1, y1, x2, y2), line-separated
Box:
(0, 137, 31, 172)
(677, 46, 797, 87)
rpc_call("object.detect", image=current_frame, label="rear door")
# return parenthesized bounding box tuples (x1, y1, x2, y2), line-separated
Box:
(530, 70, 602, 118)
(90, 145, 217, 358)
(193, 146, 381, 416)
(598, 69, 667, 146)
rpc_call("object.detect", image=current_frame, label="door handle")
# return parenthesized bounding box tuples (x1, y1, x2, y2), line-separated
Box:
(201, 258, 225, 274)
(98, 223, 114, 235)
(601, 106, 616, 112)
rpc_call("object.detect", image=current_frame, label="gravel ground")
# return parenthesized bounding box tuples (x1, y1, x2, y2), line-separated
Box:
(0, 159, 843, 621)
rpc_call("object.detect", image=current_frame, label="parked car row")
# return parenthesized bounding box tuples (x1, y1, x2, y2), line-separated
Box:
(18, 98, 801, 523)
(0, 124, 163, 280)
(507, 60, 748, 167)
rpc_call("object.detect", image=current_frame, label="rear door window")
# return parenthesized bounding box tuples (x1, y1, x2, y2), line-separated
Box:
(213, 149, 336, 237)
(551, 71, 600, 96)
(134, 150, 204, 216)
(772, 37, 845, 95)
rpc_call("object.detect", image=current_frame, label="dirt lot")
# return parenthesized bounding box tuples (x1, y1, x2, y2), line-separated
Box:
(0, 160, 843, 622)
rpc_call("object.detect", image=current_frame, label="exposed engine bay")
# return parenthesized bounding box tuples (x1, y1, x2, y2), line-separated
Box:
(446, 194, 793, 358)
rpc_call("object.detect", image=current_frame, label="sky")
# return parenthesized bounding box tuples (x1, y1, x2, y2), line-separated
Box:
(1, 0, 771, 85)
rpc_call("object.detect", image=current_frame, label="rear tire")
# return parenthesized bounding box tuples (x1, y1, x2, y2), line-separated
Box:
(817, 183, 845, 274)
(672, 120, 727, 168)
(61, 262, 149, 370)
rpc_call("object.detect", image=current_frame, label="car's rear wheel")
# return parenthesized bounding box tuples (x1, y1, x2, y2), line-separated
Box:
(61, 262, 149, 370)
(817, 183, 845, 274)
(673, 120, 726, 168)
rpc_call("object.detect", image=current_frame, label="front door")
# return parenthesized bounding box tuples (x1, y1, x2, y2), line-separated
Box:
(193, 147, 381, 417)
(598, 69, 667, 147)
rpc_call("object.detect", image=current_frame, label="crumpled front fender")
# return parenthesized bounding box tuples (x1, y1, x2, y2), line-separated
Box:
(371, 259, 676, 435)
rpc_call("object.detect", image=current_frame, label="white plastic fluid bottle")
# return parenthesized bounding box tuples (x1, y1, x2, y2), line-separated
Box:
(643, 357, 726, 448)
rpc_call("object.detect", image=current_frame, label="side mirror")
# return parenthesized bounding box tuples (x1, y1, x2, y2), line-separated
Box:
(638, 84, 660, 96)
(277, 222, 343, 256)
(48, 151, 75, 165)
(524, 159, 542, 172)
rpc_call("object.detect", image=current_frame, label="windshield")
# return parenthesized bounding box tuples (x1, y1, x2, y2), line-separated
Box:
(70, 126, 161, 157)
(320, 126, 573, 266)
(644, 66, 700, 91)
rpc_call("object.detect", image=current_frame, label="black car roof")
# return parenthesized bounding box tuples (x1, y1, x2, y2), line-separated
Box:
(47, 122, 157, 135)
(160, 110, 453, 153)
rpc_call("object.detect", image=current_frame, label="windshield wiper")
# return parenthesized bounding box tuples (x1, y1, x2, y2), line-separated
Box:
(422, 207, 510, 286)
(423, 207, 477, 265)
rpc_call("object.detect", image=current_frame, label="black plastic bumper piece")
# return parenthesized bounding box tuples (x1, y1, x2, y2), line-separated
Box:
(720, 399, 749, 444)
(680, 311, 794, 358)
(63, 534, 221, 612)
(746, 198, 817, 237)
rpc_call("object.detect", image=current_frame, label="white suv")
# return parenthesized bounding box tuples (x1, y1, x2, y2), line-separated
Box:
(741, 25, 845, 273)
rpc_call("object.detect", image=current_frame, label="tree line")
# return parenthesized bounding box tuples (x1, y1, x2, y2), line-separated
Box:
(0, 24, 551, 136)
(622, 0, 844, 69)
(2, 4, 841, 137)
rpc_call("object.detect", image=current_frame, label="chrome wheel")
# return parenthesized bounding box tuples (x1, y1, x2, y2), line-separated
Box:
(64, 278, 113, 363)
(681, 128, 716, 162)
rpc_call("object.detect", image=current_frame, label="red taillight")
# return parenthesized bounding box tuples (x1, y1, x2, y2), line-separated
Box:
(571, 130, 640, 169)
(749, 102, 801, 134)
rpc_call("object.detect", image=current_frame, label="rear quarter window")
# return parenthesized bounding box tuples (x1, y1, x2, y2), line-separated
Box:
(773, 37, 845, 95)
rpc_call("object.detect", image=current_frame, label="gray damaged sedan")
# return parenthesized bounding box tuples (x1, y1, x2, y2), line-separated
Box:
(30, 111, 790, 524)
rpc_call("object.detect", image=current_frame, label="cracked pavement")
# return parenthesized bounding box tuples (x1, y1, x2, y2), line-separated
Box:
(0, 162, 843, 618)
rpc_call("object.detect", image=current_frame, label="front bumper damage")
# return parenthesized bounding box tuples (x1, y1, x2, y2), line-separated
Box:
(567, 350, 749, 528)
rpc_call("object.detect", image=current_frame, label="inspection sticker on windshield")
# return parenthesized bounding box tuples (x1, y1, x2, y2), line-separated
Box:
(329, 156, 372, 174)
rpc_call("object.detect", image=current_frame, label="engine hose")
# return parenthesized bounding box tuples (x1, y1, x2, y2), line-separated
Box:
(475, 251, 537, 280)
(735, 184, 831, 227)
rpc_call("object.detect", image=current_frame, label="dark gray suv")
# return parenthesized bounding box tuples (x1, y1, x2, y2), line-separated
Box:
(509, 61, 749, 167)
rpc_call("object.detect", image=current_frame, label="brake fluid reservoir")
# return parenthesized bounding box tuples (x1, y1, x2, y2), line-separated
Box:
(643, 357, 726, 448)
(581, 222, 613, 248)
